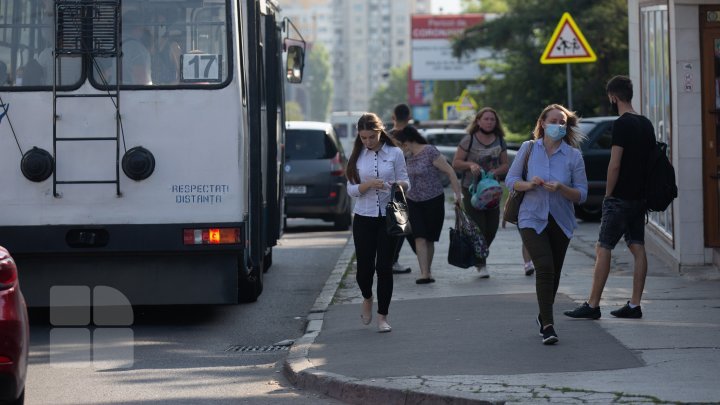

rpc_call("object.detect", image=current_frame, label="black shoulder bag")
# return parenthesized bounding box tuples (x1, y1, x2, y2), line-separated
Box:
(385, 183, 411, 236)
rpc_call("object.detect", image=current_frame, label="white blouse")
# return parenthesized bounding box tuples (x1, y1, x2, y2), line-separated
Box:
(347, 143, 410, 217)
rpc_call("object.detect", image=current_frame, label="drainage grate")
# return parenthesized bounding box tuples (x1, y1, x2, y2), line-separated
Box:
(225, 345, 291, 353)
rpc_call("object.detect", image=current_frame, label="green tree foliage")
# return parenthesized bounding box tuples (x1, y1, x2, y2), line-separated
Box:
(461, 0, 508, 13)
(452, 0, 628, 135)
(304, 43, 333, 121)
(285, 101, 304, 121)
(429, 80, 473, 119)
(369, 65, 409, 122)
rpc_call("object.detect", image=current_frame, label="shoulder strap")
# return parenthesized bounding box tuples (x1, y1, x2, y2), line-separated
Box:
(522, 140, 534, 181)
(462, 133, 475, 183)
(463, 133, 475, 162)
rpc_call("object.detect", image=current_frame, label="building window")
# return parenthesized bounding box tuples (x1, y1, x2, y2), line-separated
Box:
(640, 5, 673, 237)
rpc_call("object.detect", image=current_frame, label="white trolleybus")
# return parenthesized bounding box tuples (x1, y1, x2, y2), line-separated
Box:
(0, 0, 305, 306)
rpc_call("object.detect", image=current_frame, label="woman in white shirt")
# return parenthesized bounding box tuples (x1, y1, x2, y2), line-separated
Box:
(346, 113, 410, 333)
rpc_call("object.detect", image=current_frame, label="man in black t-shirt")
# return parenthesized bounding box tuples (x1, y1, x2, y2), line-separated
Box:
(565, 75, 656, 320)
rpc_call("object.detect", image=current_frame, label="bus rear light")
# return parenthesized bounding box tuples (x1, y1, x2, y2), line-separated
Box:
(0, 355, 12, 365)
(329, 191, 337, 198)
(330, 152, 345, 176)
(183, 228, 241, 245)
(0, 256, 18, 290)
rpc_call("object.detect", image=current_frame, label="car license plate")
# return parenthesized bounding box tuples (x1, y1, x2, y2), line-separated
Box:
(285, 185, 306, 194)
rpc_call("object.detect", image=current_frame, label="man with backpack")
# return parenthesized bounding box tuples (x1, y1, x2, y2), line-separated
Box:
(564, 75, 657, 320)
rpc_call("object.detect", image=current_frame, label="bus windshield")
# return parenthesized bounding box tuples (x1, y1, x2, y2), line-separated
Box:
(0, 0, 231, 89)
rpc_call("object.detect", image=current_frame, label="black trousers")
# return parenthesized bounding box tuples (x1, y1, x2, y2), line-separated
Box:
(519, 216, 570, 327)
(353, 214, 398, 315)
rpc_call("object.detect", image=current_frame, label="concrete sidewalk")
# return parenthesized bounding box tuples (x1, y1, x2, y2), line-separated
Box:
(284, 197, 720, 404)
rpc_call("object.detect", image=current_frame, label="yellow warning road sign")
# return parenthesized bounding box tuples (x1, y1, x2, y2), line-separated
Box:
(540, 12, 597, 64)
(443, 89, 477, 121)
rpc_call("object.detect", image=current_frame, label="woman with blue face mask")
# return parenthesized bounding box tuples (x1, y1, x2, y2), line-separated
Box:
(505, 104, 588, 345)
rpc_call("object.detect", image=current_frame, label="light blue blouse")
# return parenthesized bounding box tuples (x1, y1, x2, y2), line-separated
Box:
(505, 140, 588, 238)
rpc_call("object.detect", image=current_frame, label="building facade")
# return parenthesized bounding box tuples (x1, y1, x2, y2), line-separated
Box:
(331, 0, 431, 112)
(279, 0, 334, 54)
(627, 0, 720, 272)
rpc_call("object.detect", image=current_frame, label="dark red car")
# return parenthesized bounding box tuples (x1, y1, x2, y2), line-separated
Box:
(0, 246, 28, 405)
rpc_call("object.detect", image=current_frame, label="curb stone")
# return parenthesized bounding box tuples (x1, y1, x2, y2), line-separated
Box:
(282, 236, 502, 405)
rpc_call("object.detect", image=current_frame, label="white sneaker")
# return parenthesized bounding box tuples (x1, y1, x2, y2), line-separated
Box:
(392, 261, 411, 273)
(477, 267, 490, 278)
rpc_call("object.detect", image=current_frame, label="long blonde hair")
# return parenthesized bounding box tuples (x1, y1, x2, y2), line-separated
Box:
(532, 104, 585, 148)
(346, 112, 396, 184)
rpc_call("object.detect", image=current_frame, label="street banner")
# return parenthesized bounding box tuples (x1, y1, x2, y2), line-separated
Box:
(411, 14, 487, 81)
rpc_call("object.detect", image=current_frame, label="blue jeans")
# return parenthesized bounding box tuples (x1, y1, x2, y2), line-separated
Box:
(597, 197, 646, 249)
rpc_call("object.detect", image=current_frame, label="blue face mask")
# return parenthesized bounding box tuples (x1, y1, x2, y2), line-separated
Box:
(544, 124, 566, 141)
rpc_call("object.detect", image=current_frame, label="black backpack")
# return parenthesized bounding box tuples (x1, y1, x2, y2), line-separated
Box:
(645, 141, 678, 212)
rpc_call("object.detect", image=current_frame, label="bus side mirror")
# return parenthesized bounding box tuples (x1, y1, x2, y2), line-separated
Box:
(286, 45, 304, 83)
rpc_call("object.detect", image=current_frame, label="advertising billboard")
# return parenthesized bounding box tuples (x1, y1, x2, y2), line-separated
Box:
(411, 14, 486, 81)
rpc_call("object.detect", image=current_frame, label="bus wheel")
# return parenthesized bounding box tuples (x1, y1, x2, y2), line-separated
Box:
(238, 259, 263, 303)
(263, 249, 272, 273)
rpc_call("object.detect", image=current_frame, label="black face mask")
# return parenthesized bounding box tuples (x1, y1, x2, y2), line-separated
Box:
(610, 101, 619, 116)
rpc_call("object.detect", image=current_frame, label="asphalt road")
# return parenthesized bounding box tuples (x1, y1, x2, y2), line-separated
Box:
(23, 218, 349, 405)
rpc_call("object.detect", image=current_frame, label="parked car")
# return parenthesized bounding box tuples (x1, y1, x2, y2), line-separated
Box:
(284, 121, 352, 230)
(0, 246, 28, 405)
(575, 116, 616, 221)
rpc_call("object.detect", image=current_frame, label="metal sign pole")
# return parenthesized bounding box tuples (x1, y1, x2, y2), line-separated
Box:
(566, 63, 573, 110)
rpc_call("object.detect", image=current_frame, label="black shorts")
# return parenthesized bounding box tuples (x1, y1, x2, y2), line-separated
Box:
(597, 197, 646, 249)
(407, 193, 445, 242)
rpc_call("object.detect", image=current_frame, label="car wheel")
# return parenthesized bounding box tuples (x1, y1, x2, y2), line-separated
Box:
(575, 204, 602, 222)
(334, 205, 352, 230)
(10, 389, 24, 405)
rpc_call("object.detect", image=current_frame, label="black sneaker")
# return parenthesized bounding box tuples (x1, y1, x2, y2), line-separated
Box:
(542, 325, 558, 345)
(563, 302, 601, 319)
(610, 301, 643, 318)
(535, 314, 543, 336)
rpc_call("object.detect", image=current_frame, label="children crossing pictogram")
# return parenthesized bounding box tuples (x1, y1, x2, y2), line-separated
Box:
(540, 12, 597, 64)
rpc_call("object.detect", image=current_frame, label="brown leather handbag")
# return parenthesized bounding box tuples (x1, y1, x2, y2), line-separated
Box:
(503, 141, 534, 225)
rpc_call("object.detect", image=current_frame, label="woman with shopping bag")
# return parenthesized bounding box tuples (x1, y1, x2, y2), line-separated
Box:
(452, 107, 509, 278)
(393, 126, 462, 284)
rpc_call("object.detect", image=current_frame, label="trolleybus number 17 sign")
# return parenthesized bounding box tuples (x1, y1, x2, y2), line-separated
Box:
(540, 12, 596, 64)
(182, 53, 222, 82)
